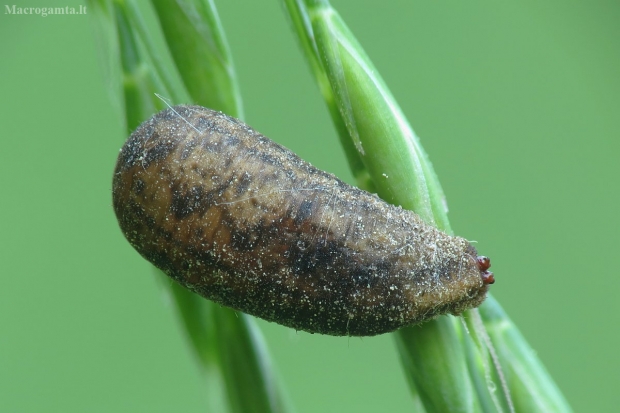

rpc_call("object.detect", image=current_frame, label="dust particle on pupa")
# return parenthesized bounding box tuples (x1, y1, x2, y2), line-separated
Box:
(112, 105, 494, 336)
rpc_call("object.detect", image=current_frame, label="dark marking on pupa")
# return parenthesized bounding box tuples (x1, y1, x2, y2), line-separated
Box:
(112, 105, 493, 336)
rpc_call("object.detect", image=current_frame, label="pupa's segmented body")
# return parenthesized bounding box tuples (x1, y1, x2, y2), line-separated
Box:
(112, 105, 493, 336)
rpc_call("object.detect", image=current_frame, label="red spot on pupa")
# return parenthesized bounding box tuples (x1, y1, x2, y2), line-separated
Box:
(482, 271, 495, 285)
(477, 256, 491, 271)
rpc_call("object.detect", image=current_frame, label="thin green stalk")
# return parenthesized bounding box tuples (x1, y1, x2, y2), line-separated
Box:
(281, 0, 371, 191)
(124, 1, 189, 103)
(89, 1, 289, 412)
(112, 0, 159, 131)
(282, 0, 572, 412)
(150, 0, 243, 118)
(282, 1, 478, 411)
(476, 297, 573, 412)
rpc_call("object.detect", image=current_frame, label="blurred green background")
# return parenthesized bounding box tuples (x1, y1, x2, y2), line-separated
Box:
(1, 1, 618, 411)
